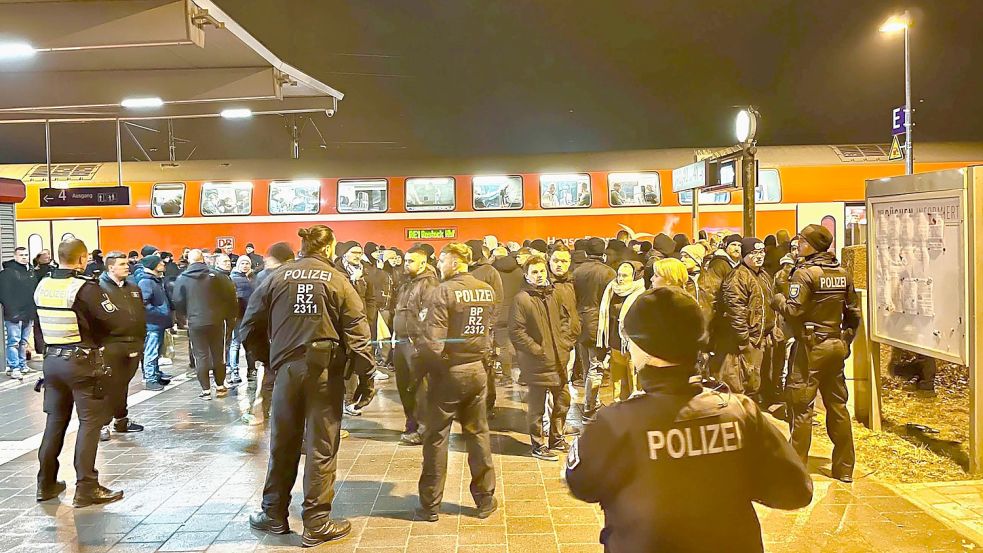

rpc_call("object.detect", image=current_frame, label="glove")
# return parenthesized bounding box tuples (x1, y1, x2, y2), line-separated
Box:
(351, 371, 377, 410)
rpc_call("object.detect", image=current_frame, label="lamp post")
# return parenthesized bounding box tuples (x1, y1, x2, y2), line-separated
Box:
(880, 11, 913, 175)
(736, 107, 759, 237)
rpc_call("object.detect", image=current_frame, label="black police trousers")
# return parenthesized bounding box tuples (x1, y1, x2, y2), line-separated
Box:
(393, 342, 428, 434)
(261, 357, 345, 527)
(786, 337, 855, 478)
(104, 345, 141, 420)
(189, 325, 226, 390)
(419, 360, 496, 513)
(38, 355, 110, 487)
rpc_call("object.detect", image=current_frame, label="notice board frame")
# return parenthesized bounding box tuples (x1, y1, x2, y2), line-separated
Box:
(865, 166, 983, 472)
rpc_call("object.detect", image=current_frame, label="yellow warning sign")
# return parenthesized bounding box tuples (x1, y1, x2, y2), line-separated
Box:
(889, 135, 904, 160)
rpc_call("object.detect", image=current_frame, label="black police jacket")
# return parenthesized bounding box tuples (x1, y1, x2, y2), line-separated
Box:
(418, 271, 496, 368)
(565, 366, 813, 553)
(774, 252, 862, 341)
(98, 272, 147, 345)
(239, 254, 374, 376)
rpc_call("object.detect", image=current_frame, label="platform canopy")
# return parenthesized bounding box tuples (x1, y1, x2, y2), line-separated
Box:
(0, 0, 342, 122)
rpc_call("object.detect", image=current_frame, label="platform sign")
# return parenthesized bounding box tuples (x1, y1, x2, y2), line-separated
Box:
(892, 106, 907, 135)
(216, 236, 234, 249)
(671, 160, 708, 193)
(39, 186, 129, 207)
(405, 227, 457, 241)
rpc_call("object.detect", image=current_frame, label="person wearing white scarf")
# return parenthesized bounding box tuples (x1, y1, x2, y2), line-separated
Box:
(596, 261, 645, 401)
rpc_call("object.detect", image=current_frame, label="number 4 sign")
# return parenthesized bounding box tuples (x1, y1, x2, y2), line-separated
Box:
(216, 236, 234, 249)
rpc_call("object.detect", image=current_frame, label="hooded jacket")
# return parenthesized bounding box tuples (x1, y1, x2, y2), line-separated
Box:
(0, 259, 38, 321)
(128, 263, 151, 286)
(492, 255, 523, 329)
(510, 281, 579, 386)
(172, 262, 237, 328)
(470, 259, 505, 317)
(565, 367, 813, 553)
(393, 265, 439, 340)
(572, 257, 617, 342)
(137, 270, 174, 331)
(230, 269, 255, 319)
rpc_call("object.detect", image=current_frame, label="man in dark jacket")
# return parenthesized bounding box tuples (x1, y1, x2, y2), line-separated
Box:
(709, 238, 775, 398)
(466, 239, 505, 412)
(0, 247, 38, 380)
(566, 287, 812, 553)
(173, 249, 237, 398)
(548, 243, 580, 384)
(244, 243, 264, 271)
(510, 256, 579, 461)
(136, 255, 174, 391)
(702, 233, 743, 351)
(571, 238, 616, 417)
(491, 249, 523, 385)
(335, 242, 377, 415)
(98, 252, 147, 440)
(392, 245, 439, 445)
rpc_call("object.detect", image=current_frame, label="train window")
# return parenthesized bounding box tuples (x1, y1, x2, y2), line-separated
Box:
(151, 182, 186, 218)
(845, 204, 867, 247)
(540, 173, 591, 209)
(27, 234, 43, 260)
(338, 179, 388, 213)
(472, 175, 523, 210)
(608, 172, 661, 206)
(405, 177, 456, 212)
(677, 190, 731, 205)
(200, 181, 252, 216)
(755, 168, 782, 203)
(269, 180, 320, 215)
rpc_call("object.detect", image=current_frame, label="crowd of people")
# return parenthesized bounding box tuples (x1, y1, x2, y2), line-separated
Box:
(7, 221, 863, 551)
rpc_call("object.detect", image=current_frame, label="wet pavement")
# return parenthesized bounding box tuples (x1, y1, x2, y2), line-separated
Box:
(0, 338, 978, 552)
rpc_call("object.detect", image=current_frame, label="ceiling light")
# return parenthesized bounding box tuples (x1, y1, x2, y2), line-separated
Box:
(736, 108, 758, 143)
(879, 14, 909, 33)
(0, 42, 36, 60)
(121, 97, 164, 109)
(220, 108, 252, 119)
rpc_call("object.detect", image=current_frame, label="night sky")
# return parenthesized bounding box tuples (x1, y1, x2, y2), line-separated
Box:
(2, 0, 982, 163)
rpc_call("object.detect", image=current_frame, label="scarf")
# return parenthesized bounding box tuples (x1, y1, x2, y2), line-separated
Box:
(596, 277, 645, 349)
(342, 259, 363, 283)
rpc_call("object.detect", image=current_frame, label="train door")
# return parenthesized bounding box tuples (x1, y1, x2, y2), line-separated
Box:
(16, 219, 100, 259)
(796, 202, 845, 255)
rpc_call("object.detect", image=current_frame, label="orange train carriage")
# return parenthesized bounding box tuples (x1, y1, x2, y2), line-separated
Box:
(4, 142, 982, 258)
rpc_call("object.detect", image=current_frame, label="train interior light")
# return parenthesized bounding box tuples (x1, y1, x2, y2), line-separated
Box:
(0, 41, 36, 59)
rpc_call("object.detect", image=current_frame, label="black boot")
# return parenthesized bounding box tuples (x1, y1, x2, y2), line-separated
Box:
(249, 511, 290, 534)
(73, 484, 123, 507)
(301, 519, 352, 547)
(36, 480, 66, 502)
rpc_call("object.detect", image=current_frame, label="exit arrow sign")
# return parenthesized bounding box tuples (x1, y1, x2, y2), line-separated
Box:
(40, 187, 130, 207)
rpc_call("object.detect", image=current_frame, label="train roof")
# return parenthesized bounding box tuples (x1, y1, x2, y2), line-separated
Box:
(2, 142, 982, 184)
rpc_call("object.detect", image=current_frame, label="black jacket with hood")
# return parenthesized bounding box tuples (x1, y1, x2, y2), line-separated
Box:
(172, 262, 237, 328)
(509, 281, 579, 387)
(0, 259, 38, 322)
(492, 255, 523, 329)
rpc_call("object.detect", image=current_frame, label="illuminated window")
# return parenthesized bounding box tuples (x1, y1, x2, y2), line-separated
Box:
(608, 172, 661, 206)
(540, 174, 591, 209)
(151, 182, 186, 218)
(338, 179, 388, 213)
(678, 190, 731, 205)
(473, 176, 523, 210)
(200, 181, 252, 216)
(405, 177, 456, 212)
(269, 180, 320, 215)
(755, 168, 782, 203)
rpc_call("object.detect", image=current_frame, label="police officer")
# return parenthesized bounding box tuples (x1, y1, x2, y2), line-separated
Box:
(773, 224, 861, 482)
(415, 242, 497, 522)
(565, 287, 813, 553)
(98, 251, 147, 441)
(34, 239, 123, 507)
(240, 225, 376, 547)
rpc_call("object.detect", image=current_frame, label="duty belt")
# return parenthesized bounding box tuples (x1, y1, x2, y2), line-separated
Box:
(45, 345, 93, 358)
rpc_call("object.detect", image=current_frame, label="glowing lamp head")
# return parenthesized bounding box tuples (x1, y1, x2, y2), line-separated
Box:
(220, 108, 253, 119)
(879, 13, 910, 33)
(735, 109, 757, 143)
(0, 42, 36, 60)
(121, 97, 164, 109)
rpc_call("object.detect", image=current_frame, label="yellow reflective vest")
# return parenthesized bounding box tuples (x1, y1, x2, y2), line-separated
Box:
(34, 275, 87, 345)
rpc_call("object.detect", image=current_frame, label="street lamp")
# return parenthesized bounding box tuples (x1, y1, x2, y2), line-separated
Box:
(880, 10, 913, 175)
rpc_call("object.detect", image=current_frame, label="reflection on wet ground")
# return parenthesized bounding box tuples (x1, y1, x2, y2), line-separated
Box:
(0, 339, 977, 552)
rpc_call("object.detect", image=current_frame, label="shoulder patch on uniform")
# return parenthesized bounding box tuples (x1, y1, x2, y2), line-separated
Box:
(101, 298, 117, 313)
(566, 437, 581, 470)
(789, 283, 800, 299)
(418, 307, 428, 322)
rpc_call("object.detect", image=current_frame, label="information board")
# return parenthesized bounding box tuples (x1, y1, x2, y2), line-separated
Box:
(868, 186, 967, 364)
(405, 227, 457, 241)
(40, 186, 129, 207)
